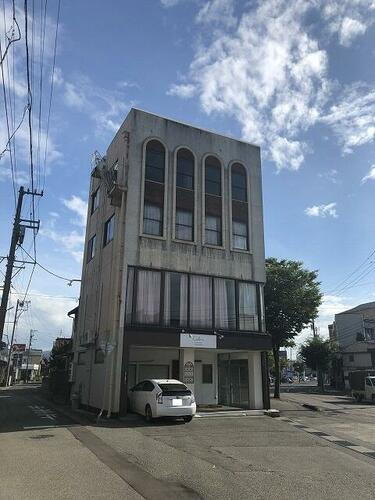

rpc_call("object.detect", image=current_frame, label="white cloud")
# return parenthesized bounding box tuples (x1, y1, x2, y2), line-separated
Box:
(322, 84, 375, 154)
(61, 75, 132, 136)
(305, 202, 338, 218)
(361, 164, 375, 183)
(40, 195, 87, 262)
(321, 1, 375, 46)
(318, 169, 338, 183)
(167, 83, 196, 99)
(160, 0, 184, 6)
(169, 0, 330, 170)
(196, 0, 237, 29)
(339, 17, 367, 46)
(62, 195, 88, 227)
(168, 0, 375, 171)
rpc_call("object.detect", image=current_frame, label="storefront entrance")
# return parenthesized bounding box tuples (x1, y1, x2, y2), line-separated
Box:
(218, 354, 249, 408)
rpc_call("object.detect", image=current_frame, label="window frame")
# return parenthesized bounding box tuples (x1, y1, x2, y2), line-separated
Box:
(205, 214, 222, 246)
(103, 214, 115, 247)
(140, 138, 168, 240)
(126, 266, 264, 333)
(175, 208, 194, 242)
(143, 203, 163, 237)
(91, 187, 100, 215)
(202, 154, 225, 249)
(87, 234, 96, 263)
(230, 161, 251, 254)
(232, 219, 249, 251)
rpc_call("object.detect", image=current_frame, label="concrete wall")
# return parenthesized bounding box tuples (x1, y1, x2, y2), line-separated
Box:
(335, 313, 363, 348)
(72, 108, 267, 413)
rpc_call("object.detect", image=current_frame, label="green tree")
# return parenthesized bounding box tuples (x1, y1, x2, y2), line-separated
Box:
(299, 336, 332, 392)
(265, 258, 322, 398)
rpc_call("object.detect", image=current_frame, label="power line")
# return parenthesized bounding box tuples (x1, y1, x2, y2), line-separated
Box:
(20, 245, 81, 284)
(42, 0, 61, 191)
(325, 248, 375, 295)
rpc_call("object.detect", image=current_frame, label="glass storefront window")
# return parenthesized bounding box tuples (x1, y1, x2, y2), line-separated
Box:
(190, 275, 212, 328)
(239, 282, 258, 331)
(214, 278, 236, 330)
(164, 272, 188, 327)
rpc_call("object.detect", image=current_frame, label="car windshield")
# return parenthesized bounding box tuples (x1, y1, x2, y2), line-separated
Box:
(158, 383, 190, 393)
(369, 377, 375, 385)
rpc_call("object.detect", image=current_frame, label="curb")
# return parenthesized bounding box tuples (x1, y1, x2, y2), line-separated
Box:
(302, 403, 322, 412)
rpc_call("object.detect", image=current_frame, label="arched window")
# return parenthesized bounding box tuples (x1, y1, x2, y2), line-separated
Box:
(204, 156, 222, 246)
(143, 140, 166, 236)
(231, 163, 249, 250)
(175, 148, 195, 241)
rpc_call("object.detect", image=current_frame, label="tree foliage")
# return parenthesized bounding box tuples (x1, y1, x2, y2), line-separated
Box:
(299, 336, 332, 372)
(265, 258, 322, 397)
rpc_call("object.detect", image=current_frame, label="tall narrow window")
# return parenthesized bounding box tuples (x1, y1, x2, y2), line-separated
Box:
(103, 214, 115, 246)
(231, 163, 249, 250)
(143, 140, 165, 236)
(205, 156, 222, 246)
(164, 272, 188, 327)
(87, 235, 96, 262)
(175, 149, 195, 242)
(91, 188, 100, 214)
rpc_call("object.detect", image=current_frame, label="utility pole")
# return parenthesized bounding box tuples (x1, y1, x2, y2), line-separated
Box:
(0, 186, 42, 343)
(25, 329, 37, 384)
(5, 299, 28, 386)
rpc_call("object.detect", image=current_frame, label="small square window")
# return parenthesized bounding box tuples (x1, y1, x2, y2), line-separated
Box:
(104, 214, 115, 246)
(87, 235, 96, 262)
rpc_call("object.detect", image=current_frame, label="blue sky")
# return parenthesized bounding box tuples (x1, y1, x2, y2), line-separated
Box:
(1, 0, 374, 350)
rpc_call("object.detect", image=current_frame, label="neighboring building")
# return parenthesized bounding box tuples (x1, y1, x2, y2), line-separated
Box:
(11, 348, 43, 383)
(71, 108, 271, 415)
(330, 302, 375, 388)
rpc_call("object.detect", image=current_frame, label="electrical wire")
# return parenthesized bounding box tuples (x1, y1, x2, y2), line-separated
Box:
(0, 0, 21, 66)
(42, 0, 60, 191)
(20, 245, 81, 283)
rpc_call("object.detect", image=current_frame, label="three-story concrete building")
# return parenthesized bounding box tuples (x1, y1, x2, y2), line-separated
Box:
(71, 109, 271, 416)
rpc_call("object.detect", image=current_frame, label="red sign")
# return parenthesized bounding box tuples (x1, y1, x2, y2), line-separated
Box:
(12, 344, 26, 352)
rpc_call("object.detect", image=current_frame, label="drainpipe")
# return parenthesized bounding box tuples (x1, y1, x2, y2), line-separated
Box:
(107, 188, 126, 418)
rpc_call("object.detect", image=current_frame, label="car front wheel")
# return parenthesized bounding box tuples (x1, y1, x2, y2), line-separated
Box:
(183, 416, 193, 423)
(145, 404, 153, 422)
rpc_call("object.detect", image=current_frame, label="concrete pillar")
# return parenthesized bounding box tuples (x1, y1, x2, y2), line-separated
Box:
(248, 351, 263, 409)
(180, 348, 195, 394)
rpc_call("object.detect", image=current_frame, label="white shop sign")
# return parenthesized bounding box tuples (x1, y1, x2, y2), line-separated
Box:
(180, 333, 217, 349)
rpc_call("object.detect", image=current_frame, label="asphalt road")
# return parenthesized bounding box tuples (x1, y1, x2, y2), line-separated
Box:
(1, 385, 375, 500)
(275, 390, 375, 449)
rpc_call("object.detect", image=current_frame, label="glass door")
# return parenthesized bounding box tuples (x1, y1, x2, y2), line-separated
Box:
(218, 355, 249, 408)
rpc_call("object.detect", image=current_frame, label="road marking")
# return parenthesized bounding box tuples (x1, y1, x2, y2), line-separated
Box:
(280, 417, 375, 460)
(28, 404, 57, 421)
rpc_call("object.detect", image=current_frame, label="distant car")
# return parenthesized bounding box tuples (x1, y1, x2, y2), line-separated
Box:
(129, 379, 196, 422)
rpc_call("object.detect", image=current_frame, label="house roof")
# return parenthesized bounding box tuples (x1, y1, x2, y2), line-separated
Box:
(337, 301, 375, 315)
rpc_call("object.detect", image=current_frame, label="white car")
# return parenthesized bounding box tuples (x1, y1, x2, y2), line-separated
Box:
(129, 379, 196, 422)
